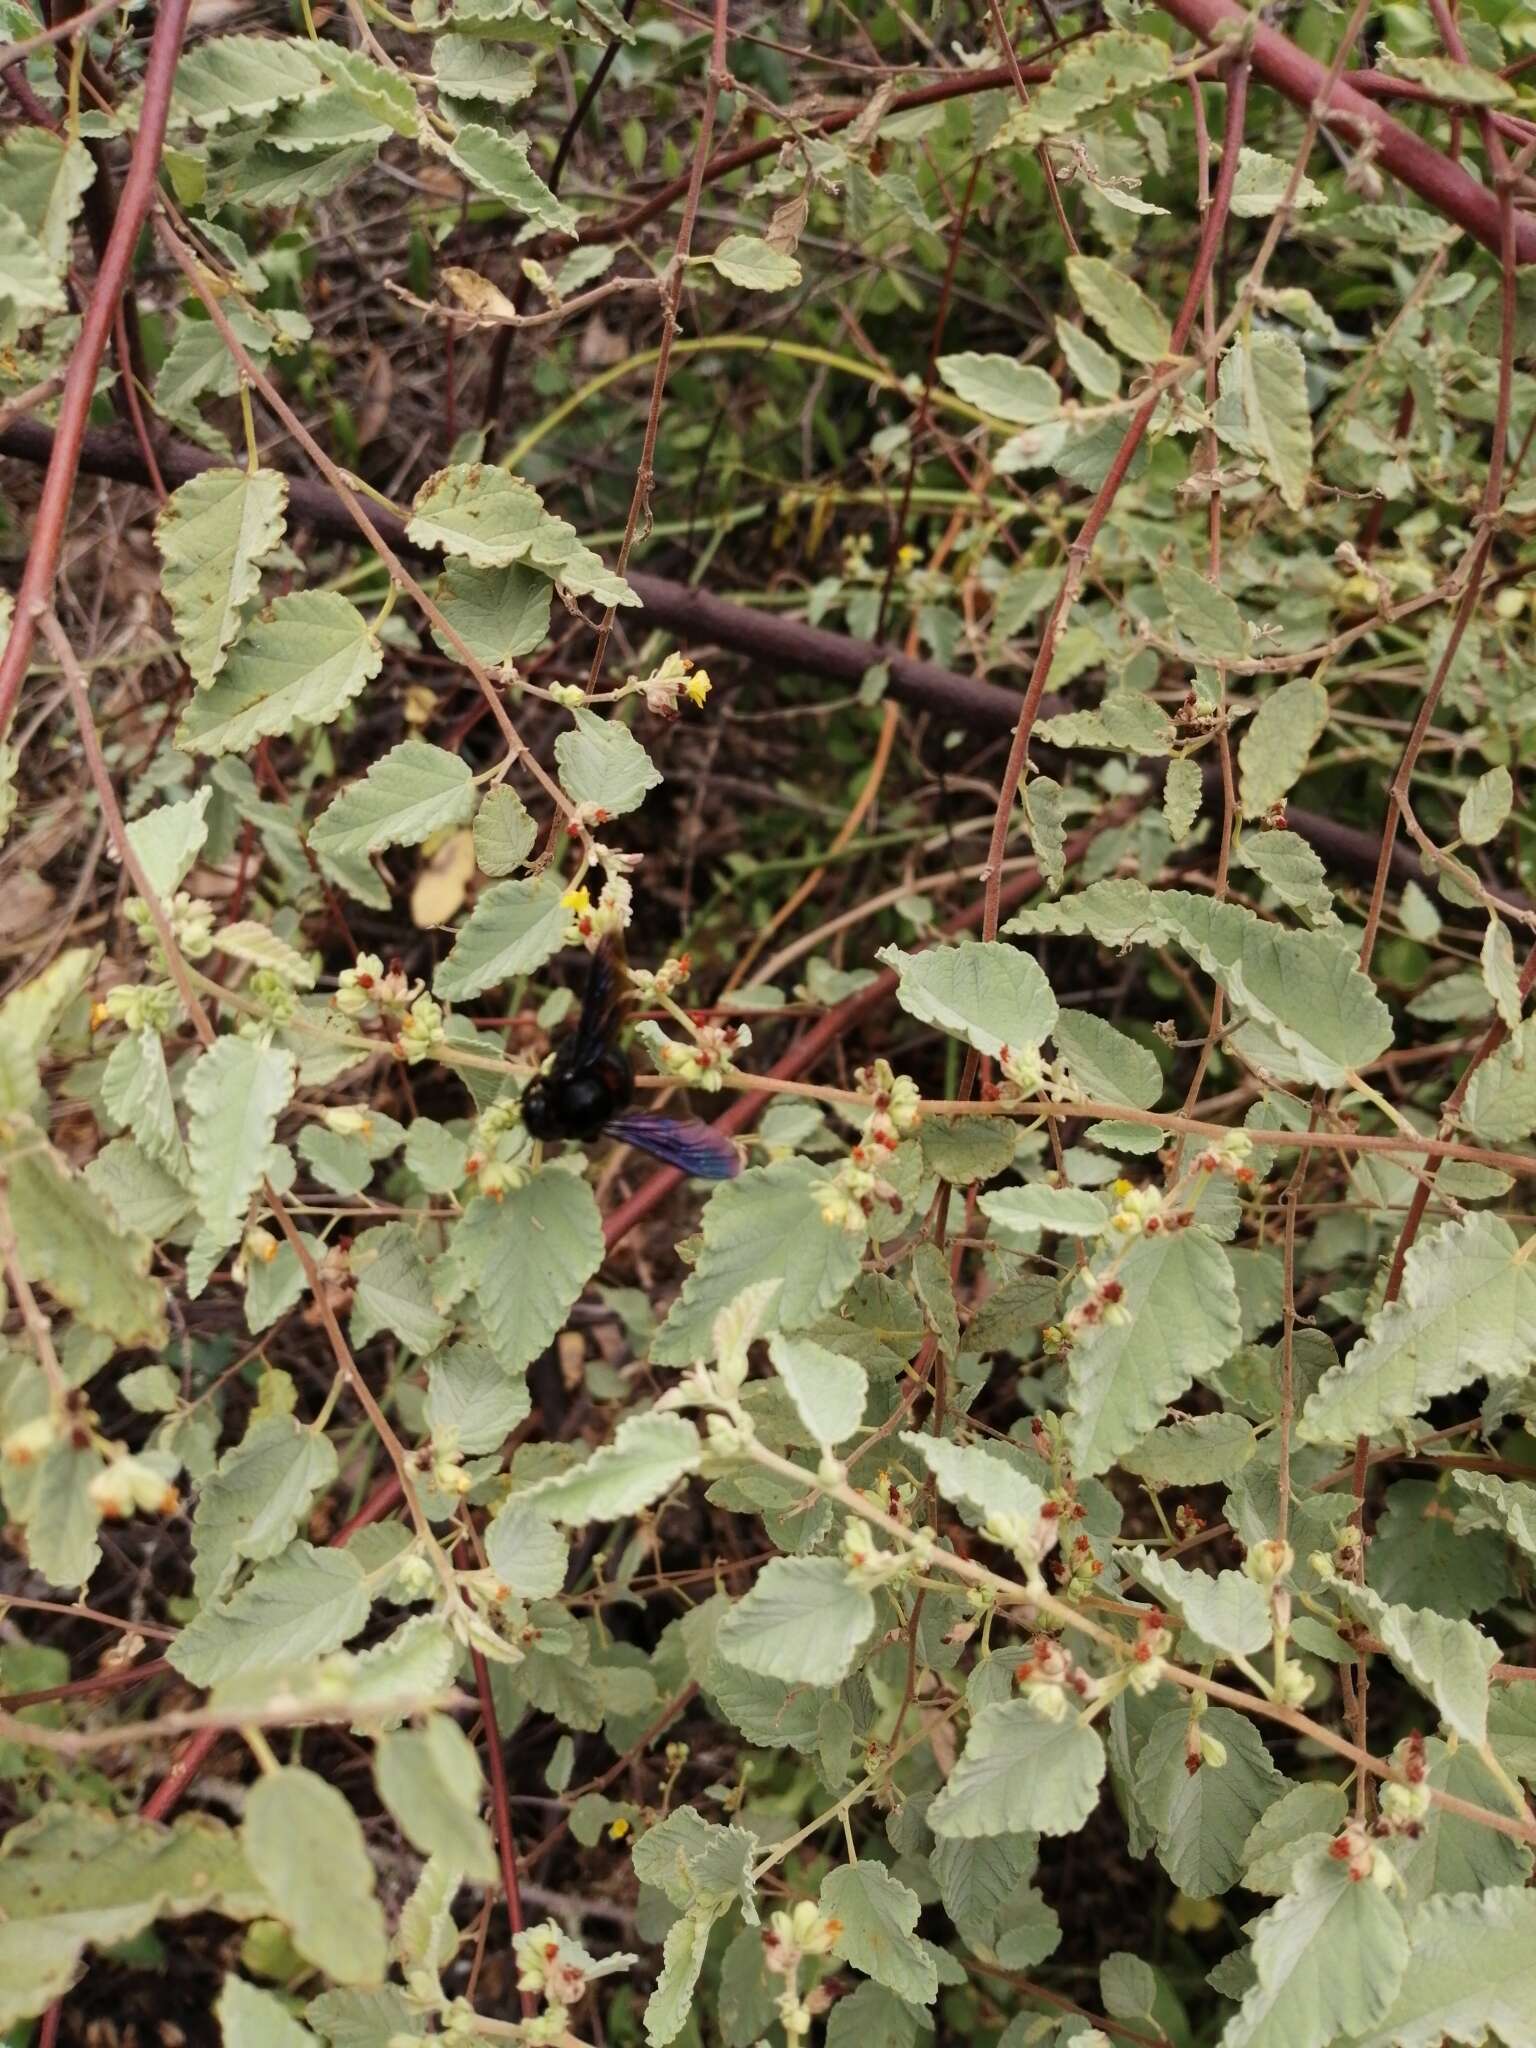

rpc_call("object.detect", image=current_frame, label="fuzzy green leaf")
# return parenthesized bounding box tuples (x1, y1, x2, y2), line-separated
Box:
(930, 1700, 1105, 1839)
(1066, 1226, 1241, 1476)
(715, 1557, 876, 1687)
(155, 467, 288, 688)
(310, 741, 475, 864)
(243, 1766, 388, 1987)
(878, 940, 1057, 1058)
(451, 1172, 605, 1371)
(177, 592, 383, 757)
(432, 875, 567, 997)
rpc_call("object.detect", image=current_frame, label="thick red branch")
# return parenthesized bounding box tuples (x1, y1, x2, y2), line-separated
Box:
(1156, 0, 1536, 262)
(0, 0, 193, 740)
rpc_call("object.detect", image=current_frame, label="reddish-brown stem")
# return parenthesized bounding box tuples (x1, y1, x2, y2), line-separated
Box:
(1155, 0, 1536, 262)
(584, 0, 731, 689)
(0, 0, 192, 739)
(571, 57, 1056, 255)
(979, 59, 1251, 946)
(986, 0, 1078, 252)
(471, 1644, 536, 2017)
(0, 1656, 170, 1712)
(481, 0, 639, 433)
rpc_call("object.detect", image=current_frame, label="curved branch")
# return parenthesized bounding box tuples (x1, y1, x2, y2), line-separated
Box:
(1156, 0, 1536, 262)
(0, 0, 193, 740)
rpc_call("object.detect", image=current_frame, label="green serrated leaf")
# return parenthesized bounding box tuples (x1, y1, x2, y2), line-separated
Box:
(350, 1223, 450, 1355)
(177, 592, 383, 757)
(715, 1557, 876, 1687)
(930, 1699, 1105, 1839)
(936, 351, 1061, 425)
(184, 1037, 295, 1250)
(192, 1415, 339, 1599)
(1154, 889, 1392, 1088)
(1215, 330, 1313, 511)
(1299, 1214, 1536, 1443)
(1355, 1886, 1536, 2046)
(709, 233, 801, 291)
(822, 1861, 937, 2007)
(376, 1715, 497, 1883)
(652, 1160, 866, 1365)
(517, 1412, 700, 1525)
(243, 1766, 387, 1987)
(432, 874, 567, 997)
(432, 559, 552, 665)
(311, 741, 475, 864)
(171, 1542, 369, 1686)
(126, 788, 212, 900)
(1239, 679, 1329, 816)
(878, 939, 1057, 1058)
(901, 1432, 1046, 1528)
(472, 784, 537, 876)
(768, 1331, 867, 1447)
(555, 708, 662, 817)
(1134, 1706, 1283, 1894)
(1230, 147, 1326, 216)
(1122, 1546, 1271, 1655)
(980, 1182, 1108, 1237)
(0, 1807, 264, 2027)
(2, 1138, 165, 1347)
(164, 32, 326, 129)
(426, 1339, 530, 1455)
(994, 29, 1170, 145)
(1223, 1846, 1408, 2048)
(1066, 1226, 1241, 1476)
(155, 468, 288, 688)
(1161, 563, 1247, 662)
(1334, 1578, 1499, 1742)
(452, 1172, 604, 1370)
(1067, 254, 1170, 363)
(447, 121, 577, 231)
(485, 1499, 567, 1598)
(218, 1976, 319, 2047)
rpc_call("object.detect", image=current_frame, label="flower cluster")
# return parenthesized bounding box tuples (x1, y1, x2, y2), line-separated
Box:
(511, 1920, 635, 2043)
(1125, 1607, 1175, 1694)
(853, 1059, 922, 1149)
(841, 1515, 915, 1589)
(761, 1900, 841, 2040)
(628, 952, 693, 1001)
(88, 1450, 180, 1520)
(561, 864, 633, 948)
(985, 1498, 1063, 1577)
(1374, 1736, 1431, 1839)
(331, 954, 445, 1060)
(1328, 1820, 1399, 1889)
(1012, 1636, 1097, 1719)
(624, 649, 712, 716)
(1193, 1127, 1260, 1186)
(124, 889, 213, 962)
(638, 1014, 749, 1092)
(93, 979, 180, 1034)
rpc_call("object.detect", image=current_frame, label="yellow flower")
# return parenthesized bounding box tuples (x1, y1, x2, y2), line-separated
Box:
(683, 667, 711, 708)
(607, 1817, 631, 1840)
(561, 886, 592, 913)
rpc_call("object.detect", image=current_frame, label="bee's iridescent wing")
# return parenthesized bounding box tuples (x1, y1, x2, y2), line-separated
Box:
(604, 1112, 741, 1180)
(568, 934, 632, 1067)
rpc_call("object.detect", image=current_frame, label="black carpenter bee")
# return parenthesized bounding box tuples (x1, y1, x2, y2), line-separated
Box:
(520, 937, 740, 1179)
